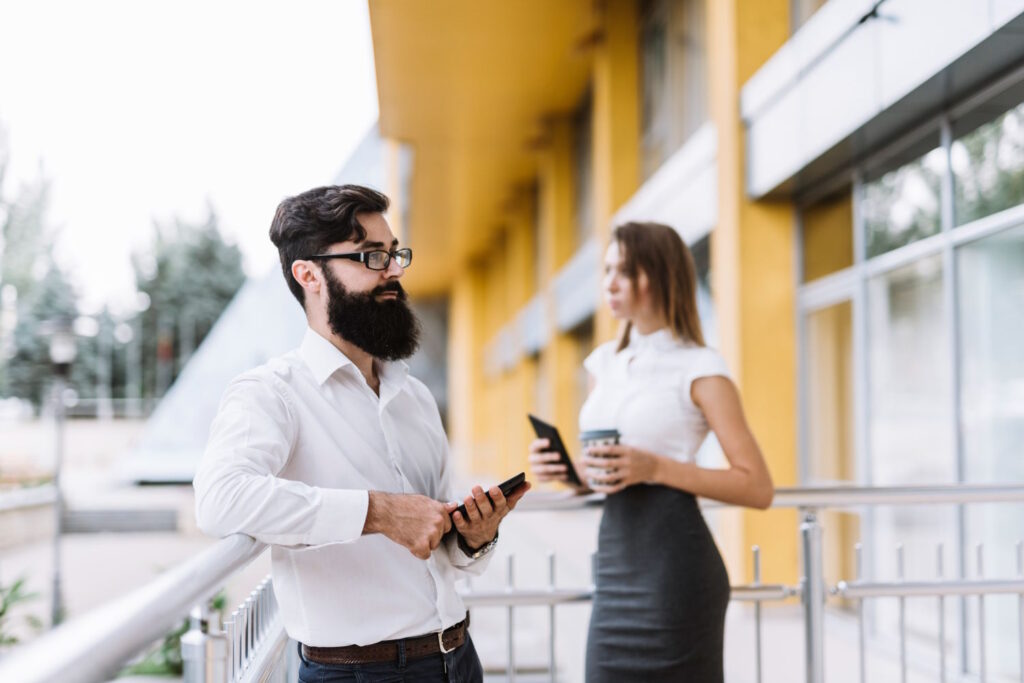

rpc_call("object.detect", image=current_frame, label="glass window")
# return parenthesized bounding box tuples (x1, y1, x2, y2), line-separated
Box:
(791, 0, 829, 34)
(867, 256, 957, 652)
(801, 186, 853, 281)
(803, 300, 859, 586)
(863, 142, 945, 258)
(639, 0, 708, 180)
(958, 224, 1024, 676)
(952, 98, 1024, 226)
(868, 255, 954, 484)
(805, 301, 854, 484)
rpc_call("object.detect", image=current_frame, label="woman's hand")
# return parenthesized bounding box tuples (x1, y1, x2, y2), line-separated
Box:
(528, 438, 590, 492)
(582, 444, 660, 494)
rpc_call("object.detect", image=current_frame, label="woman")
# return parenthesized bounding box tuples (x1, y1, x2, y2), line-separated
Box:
(528, 222, 774, 682)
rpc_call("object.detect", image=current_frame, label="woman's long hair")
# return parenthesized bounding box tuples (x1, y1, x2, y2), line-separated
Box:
(612, 221, 706, 352)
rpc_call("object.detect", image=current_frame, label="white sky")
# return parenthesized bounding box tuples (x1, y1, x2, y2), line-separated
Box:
(0, 0, 379, 314)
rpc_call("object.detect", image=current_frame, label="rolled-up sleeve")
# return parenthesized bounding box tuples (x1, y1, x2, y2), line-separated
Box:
(193, 375, 368, 547)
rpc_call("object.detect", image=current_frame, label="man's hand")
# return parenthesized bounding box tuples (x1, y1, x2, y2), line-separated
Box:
(446, 481, 532, 551)
(582, 444, 660, 494)
(363, 491, 452, 560)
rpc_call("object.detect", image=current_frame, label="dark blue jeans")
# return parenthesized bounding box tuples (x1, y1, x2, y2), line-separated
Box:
(298, 633, 483, 683)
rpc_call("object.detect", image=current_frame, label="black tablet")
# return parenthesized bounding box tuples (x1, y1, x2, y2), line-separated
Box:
(527, 414, 583, 486)
(451, 472, 527, 519)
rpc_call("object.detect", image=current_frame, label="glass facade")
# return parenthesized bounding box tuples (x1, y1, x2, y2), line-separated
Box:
(798, 78, 1024, 678)
(863, 143, 944, 258)
(952, 100, 1024, 226)
(639, 0, 708, 180)
(958, 224, 1024, 673)
(791, 0, 829, 34)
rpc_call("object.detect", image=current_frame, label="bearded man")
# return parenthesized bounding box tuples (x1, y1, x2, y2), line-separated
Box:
(193, 184, 529, 683)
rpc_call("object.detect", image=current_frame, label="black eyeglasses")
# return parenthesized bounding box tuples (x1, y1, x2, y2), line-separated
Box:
(309, 247, 413, 271)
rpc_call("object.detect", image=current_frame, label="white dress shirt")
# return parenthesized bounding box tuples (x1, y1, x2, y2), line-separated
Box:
(194, 327, 490, 647)
(579, 327, 731, 462)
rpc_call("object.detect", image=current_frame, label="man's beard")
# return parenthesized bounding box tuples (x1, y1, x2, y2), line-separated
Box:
(323, 269, 421, 361)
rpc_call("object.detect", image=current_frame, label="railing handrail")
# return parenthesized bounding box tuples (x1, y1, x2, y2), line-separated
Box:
(5, 482, 1024, 682)
(0, 534, 265, 683)
(518, 483, 1024, 512)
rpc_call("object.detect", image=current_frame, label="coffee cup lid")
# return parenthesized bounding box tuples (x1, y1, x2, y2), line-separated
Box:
(579, 429, 620, 441)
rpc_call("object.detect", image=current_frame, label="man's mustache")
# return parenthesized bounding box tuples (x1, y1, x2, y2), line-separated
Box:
(372, 282, 406, 298)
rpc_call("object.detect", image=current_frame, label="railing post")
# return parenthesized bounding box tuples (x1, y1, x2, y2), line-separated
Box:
(801, 508, 825, 683)
(182, 605, 228, 683)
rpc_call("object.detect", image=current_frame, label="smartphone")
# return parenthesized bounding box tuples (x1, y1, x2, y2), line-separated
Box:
(451, 472, 527, 519)
(527, 414, 583, 486)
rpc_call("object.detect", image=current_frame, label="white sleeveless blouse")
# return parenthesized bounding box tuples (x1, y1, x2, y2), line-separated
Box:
(579, 328, 731, 463)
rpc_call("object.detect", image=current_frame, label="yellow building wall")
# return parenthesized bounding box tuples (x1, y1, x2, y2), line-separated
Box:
(709, 0, 798, 585)
(803, 189, 854, 281)
(444, 1, 807, 589)
(505, 194, 539, 477)
(538, 117, 585, 457)
(449, 263, 490, 473)
(591, 0, 640, 346)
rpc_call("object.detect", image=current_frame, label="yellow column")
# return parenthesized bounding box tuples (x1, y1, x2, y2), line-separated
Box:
(538, 118, 585, 456)
(591, 0, 640, 346)
(504, 192, 538, 476)
(449, 264, 489, 476)
(708, 0, 797, 584)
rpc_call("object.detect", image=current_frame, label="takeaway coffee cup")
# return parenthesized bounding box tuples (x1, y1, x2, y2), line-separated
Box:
(580, 428, 621, 488)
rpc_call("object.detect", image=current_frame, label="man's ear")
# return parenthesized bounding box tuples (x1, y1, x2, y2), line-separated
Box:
(291, 260, 322, 299)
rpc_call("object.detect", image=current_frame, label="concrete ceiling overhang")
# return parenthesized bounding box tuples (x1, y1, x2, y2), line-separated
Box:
(369, 1, 597, 295)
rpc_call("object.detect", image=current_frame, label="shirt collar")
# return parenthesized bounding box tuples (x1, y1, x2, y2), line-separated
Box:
(299, 327, 356, 385)
(298, 327, 410, 389)
(627, 326, 681, 353)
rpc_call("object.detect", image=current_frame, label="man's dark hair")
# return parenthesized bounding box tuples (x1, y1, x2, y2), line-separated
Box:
(268, 184, 390, 306)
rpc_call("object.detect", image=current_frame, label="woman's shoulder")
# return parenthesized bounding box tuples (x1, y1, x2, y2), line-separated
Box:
(583, 340, 620, 376)
(679, 344, 731, 383)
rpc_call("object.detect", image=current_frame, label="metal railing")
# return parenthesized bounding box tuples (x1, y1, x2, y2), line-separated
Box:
(2, 483, 1024, 683)
(0, 534, 265, 683)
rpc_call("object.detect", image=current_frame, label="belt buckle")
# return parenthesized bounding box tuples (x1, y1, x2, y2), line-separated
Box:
(437, 629, 455, 654)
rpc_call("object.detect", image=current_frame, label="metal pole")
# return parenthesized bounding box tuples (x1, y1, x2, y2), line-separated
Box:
(898, 545, 907, 683)
(50, 377, 65, 627)
(507, 555, 516, 683)
(856, 543, 866, 683)
(126, 317, 142, 417)
(938, 543, 947, 683)
(753, 545, 763, 683)
(96, 319, 113, 420)
(182, 604, 228, 683)
(801, 508, 825, 683)
(548, 552, 556, 683)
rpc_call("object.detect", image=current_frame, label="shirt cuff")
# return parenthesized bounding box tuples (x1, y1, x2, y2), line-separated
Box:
(307, 489, 369, 545)
(446, 532, 495, 575)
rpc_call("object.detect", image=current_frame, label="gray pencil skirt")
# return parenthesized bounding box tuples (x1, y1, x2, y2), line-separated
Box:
(585, 484, 730, 682)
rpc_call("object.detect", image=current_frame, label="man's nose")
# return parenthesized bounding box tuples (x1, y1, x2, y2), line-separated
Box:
(384, 256, 404, 278)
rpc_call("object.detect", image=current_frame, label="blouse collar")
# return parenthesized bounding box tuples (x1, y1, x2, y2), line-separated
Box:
(627, 326, 681, 354)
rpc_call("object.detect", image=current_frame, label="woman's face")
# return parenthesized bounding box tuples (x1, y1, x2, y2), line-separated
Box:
(602, 241, 650, 321)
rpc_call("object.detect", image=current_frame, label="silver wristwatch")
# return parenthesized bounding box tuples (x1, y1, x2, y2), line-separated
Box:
(458, 530, 499, 559)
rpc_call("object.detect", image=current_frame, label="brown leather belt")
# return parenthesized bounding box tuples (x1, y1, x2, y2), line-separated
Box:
(301, 614, 470, 665)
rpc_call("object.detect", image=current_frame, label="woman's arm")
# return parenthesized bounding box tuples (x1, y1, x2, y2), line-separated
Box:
(583, 376, 774, 509)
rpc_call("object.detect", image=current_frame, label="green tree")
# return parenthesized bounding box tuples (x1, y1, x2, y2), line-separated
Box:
(132, 205, 245, 399)
(0, 134, 81, 406)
